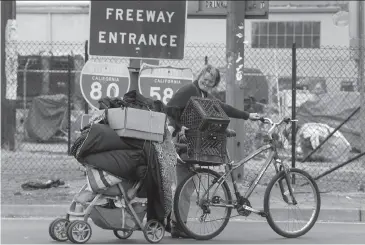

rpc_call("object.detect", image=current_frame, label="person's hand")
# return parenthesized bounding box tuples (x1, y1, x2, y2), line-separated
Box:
(168, 126, 175, 135)
(249, 113, 261, 121)
(178, 126, 189, 143)
(181, 126, 189, 134)
(176, 152, 185, 164)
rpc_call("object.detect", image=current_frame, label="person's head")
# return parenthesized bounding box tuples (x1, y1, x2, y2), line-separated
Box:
(196, 65, 221, 93)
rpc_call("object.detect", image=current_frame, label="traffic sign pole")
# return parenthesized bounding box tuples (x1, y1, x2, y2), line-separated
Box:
(84, 40, 89, 114)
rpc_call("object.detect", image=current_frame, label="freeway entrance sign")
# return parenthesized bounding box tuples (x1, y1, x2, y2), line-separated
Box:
(89, 1, 187, 59)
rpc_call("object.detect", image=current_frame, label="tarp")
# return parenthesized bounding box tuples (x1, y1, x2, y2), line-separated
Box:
(24, 94, 68, 142)
(296, 92, 361, 151)
(297, 123, 351, 162)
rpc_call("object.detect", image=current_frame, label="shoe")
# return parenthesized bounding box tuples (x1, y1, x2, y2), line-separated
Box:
(165, 213, 172, 234)
(171, 221, 190, 239)
(165, 222, 171, 234)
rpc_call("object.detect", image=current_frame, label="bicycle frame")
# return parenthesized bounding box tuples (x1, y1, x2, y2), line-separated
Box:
(227, 144, 276, 199)
(198, 144, 279, 209)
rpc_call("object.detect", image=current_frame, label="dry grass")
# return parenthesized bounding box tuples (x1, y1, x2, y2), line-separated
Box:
(1, 150, 85, 205)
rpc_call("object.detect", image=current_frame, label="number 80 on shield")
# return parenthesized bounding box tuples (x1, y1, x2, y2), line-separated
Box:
(89, 81, 120, 100)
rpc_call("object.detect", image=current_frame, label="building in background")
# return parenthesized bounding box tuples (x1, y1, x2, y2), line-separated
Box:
(16, 1, 349, 47)
(12, 1, 355, 113)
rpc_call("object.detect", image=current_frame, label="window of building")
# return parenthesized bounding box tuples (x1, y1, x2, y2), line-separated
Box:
(341, 81, 355, 92)
(251, 21, 321, 49)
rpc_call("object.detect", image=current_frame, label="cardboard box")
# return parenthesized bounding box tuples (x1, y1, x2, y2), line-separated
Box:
(107, 107, 166, 142)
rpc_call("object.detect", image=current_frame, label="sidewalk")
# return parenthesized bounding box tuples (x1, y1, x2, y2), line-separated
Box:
(2, 192, 364, 222)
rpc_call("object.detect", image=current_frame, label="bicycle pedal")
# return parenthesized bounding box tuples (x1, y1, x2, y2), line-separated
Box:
(258, 211, 267, 218)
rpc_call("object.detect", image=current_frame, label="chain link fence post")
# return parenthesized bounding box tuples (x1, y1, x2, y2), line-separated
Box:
(291, 43, 297, 170)
(67, 54, 72, 155)
(84, 40, 89, 114)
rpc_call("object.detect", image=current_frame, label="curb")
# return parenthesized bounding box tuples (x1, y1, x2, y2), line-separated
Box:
(2, 204, 364, 223)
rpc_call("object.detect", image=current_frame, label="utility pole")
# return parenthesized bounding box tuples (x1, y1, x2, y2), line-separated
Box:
(1, 0, 5, 148)
(352, 1, 365, 154)
(348, 1, 365, 188)
(226, 1, 247, 182)
(359, 1, 365, 161)
(1, 0, 16, 150)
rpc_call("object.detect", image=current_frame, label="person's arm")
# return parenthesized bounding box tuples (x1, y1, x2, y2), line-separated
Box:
(165, 84, 197, 136)
(207, 92, 250, 120)
(219, 101, 250, 120)
(165, 106, 183, 137)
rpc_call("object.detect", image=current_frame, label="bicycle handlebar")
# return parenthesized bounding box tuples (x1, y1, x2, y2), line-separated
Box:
(256, 117, 298, 139)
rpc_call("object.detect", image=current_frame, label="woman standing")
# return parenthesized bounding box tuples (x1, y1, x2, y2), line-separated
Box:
(165, 65, 261, 238)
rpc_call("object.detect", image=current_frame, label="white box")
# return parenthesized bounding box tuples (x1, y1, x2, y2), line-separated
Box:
(107, 107, 166, 142)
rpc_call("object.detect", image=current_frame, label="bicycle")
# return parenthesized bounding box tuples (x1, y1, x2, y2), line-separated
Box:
(173, 117, 321, 240)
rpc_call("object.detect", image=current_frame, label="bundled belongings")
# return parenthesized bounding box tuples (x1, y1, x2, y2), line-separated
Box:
(84, 150, 145, 181)
(71, 123, 134, 161)
(70, 90, 177, 225)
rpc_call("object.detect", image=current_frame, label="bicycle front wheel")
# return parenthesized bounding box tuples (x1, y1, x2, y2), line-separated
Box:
(264, 168, 321, 238)
(174, 168, 232, 240)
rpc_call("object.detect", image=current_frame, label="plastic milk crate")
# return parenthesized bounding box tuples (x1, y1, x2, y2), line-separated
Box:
(184, 129, 229, 166)
(180, 97, 230, 132)
(180, 97, 231, 165)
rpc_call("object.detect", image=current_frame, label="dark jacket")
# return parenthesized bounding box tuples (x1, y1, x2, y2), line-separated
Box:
(166, 80, 250, 135)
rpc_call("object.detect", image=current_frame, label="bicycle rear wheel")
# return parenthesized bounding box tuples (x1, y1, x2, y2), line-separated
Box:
(173, 168, 232, 240)
(264, 168, 321, 238)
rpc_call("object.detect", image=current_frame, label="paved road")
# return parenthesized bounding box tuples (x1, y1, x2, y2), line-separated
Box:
(1, 218, 364, 244)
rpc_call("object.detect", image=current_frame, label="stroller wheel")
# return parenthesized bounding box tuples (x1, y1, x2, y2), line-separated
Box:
(143, 220, 165, 244)
(66, 220, 92, 244)
(49, 218, 70, 242)
(113, 230, 133, 239)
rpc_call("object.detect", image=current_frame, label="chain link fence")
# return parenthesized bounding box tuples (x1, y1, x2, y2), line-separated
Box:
(1, 41, 364, 192)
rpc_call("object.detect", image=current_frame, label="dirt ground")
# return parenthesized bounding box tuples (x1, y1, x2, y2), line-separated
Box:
(1, 148, 364, 205)
(1, 150, 85, 205)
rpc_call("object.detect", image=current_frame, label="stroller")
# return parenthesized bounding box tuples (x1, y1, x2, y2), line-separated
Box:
(48, 166, 166, 244)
